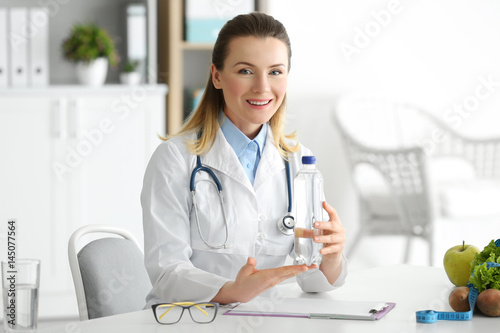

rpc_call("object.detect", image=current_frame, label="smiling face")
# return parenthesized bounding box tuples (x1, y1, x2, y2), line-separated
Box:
(211, 36, 289, 139)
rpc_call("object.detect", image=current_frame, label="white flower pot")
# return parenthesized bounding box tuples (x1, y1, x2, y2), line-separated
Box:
(119, 72, 142, 85)
(75, 58, 108, 86)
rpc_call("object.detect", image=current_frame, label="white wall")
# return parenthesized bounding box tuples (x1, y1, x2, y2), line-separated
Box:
(268, 0, 500, 255)
(269, 0, 500, 113)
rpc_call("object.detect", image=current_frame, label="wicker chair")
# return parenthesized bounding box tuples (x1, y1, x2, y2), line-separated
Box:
(333, 95, 500, 266)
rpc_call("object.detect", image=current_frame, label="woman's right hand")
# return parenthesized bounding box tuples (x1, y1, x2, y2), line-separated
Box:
(211, 257, 315, 304)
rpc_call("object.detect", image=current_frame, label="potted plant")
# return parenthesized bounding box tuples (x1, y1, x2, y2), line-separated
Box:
(62, 23, 119, 86)
(119, 60, 141, 85)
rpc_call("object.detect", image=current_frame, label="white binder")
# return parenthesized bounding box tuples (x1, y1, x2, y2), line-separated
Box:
(126, 4, 147, 81)
(0, 8, 8, 87)
(126, 4, 147, 60)
(9, 7, 28, 87)
(29, 8, 49, 86)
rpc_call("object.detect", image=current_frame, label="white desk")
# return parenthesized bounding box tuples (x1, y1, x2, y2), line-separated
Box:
(40, 265, 497, 333)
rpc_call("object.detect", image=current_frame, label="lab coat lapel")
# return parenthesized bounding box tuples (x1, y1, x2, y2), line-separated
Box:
(201, 128, 254, 193)
(253, 127, 285, 191)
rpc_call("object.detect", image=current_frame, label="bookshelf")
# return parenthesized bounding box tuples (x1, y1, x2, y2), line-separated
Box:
(0, 0, 157, 85)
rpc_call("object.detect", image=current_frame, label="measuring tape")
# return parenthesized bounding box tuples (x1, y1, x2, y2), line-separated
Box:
(416, 239, 500, 323)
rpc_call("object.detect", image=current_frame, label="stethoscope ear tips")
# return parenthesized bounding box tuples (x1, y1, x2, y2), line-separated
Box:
(278, 215, 295, 236)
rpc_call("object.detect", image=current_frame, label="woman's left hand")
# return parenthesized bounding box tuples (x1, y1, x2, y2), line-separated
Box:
(313, 201, 346, 257)
(312, 201, 345, 284)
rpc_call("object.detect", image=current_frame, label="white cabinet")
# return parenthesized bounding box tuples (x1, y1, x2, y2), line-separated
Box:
(0, 84, 167, 318)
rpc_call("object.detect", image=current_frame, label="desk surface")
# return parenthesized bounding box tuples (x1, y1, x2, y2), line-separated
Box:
(40, 264, 499, 333)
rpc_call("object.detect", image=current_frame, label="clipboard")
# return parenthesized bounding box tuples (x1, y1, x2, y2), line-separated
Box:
(223, 297, 396, 321)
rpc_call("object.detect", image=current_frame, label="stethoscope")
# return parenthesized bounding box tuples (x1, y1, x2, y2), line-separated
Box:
(190, 155, 295, 249)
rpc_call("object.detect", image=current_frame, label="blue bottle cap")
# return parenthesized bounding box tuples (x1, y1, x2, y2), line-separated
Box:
(302, 156, 316, 164)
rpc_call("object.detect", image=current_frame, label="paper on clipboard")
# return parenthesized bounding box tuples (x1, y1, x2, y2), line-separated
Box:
(223, 297, 395, 320)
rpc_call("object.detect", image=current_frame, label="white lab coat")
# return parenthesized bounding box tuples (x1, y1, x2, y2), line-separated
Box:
(141, 127, 347, 305)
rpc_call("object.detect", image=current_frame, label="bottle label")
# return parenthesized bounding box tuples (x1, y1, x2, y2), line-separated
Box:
(294, 227, 322, 238)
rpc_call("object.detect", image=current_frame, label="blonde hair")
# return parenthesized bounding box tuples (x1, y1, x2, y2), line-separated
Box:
(164, 12, 299, 158)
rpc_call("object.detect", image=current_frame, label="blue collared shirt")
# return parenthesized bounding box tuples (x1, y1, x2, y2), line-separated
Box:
(220, 116, 267, 185)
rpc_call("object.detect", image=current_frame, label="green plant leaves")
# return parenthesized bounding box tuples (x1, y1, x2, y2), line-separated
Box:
(62, 23, 119, 66)
(469, 240, 500, 293)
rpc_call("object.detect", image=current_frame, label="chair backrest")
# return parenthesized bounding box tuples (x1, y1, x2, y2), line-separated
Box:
(333, 95, 437, 232)
(68, 224, 152, 320)
(335, 94, 435, 150)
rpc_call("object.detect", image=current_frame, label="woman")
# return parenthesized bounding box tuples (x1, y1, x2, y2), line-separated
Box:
(142, 12, 347, 306)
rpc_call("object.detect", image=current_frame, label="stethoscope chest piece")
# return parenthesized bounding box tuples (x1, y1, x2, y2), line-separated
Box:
(277, 214, 295, 236)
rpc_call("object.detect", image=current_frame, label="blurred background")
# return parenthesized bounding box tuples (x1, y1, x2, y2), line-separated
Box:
(268, 0, 500, 270)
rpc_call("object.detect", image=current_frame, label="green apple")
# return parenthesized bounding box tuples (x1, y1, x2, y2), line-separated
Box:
(443, 241, 480, 286)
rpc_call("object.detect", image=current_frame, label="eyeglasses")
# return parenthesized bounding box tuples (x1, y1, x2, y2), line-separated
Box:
(152, 302, 219, 324)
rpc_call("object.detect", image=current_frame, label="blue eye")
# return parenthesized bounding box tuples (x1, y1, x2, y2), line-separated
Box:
(239, 69, 251, 75)
(270, 70, 282, 76)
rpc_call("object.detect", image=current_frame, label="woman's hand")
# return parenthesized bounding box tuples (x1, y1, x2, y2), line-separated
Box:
(212, 257, 315, 304)
(313, 201, 346, 284)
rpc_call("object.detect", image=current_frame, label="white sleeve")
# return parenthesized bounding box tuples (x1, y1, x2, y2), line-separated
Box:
(295, 253, 348, 292)
(141, 140, 230, 305)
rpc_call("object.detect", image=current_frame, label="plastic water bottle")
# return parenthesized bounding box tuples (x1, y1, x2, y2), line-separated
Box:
(294, 156, 324, 266)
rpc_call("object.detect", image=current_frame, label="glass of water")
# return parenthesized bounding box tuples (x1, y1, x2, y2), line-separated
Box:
(2, 259, 40, 333)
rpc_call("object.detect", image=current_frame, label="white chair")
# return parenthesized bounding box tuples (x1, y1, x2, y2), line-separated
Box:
(333, 95, 500, 265)
(68, 224, 152, 320)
